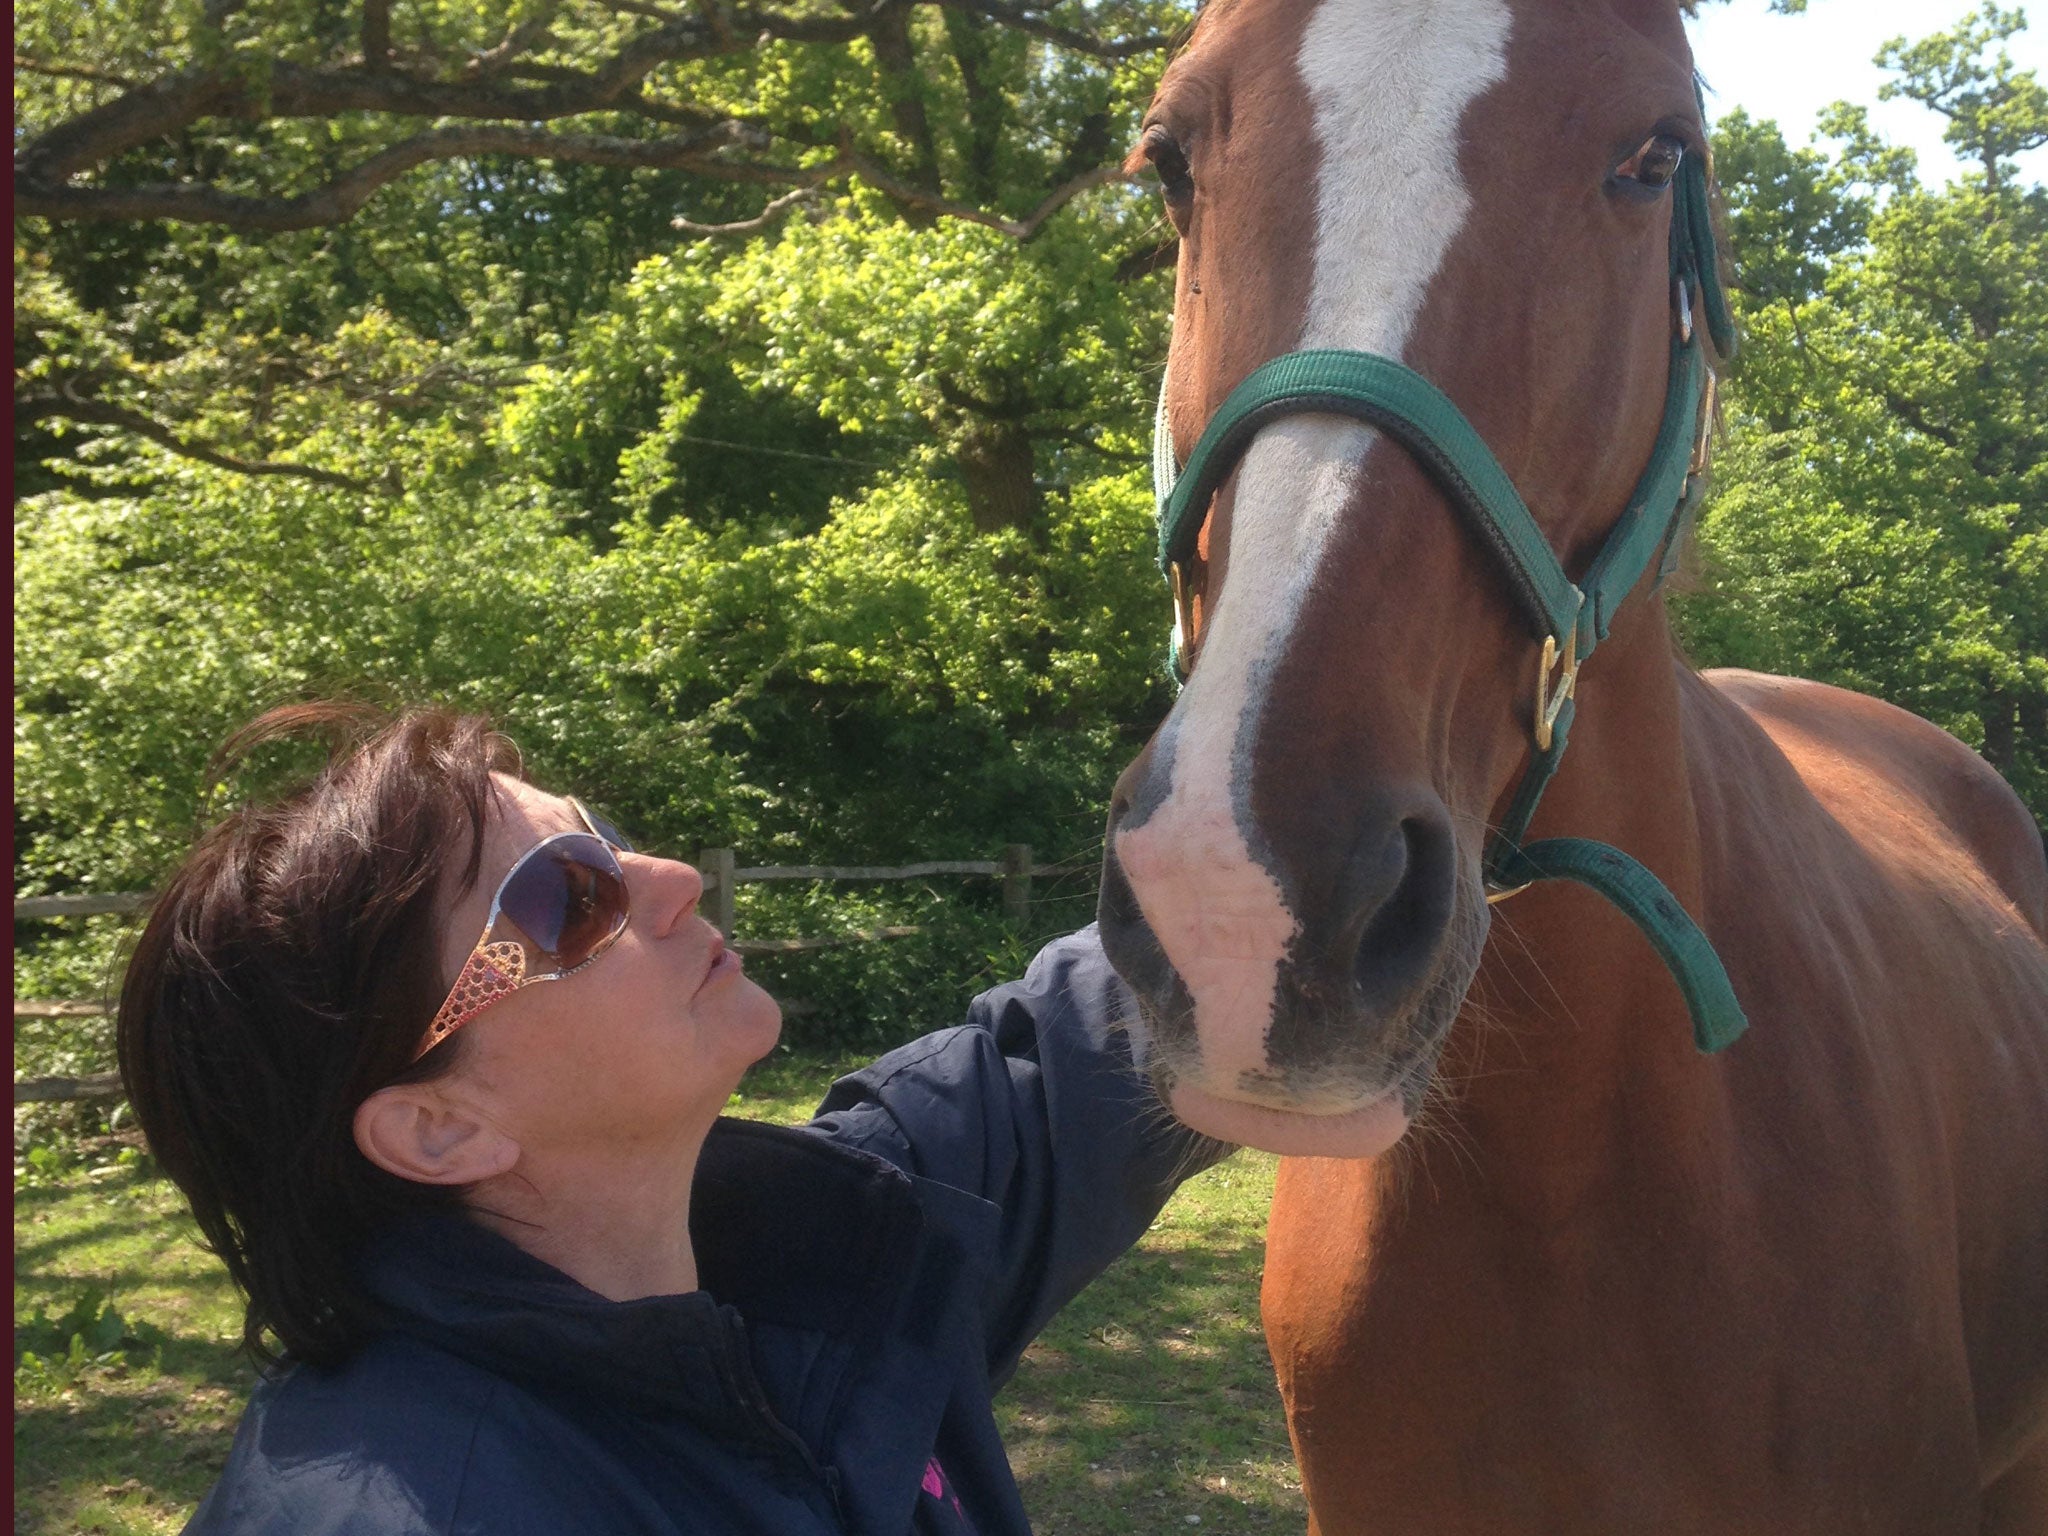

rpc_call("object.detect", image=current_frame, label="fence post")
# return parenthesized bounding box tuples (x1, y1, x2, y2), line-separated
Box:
(1002, 844, 1033, 924)
(699, 847, 737, 938)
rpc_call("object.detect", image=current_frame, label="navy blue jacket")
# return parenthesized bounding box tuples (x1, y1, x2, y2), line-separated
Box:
(185, 927, 1226, 1534)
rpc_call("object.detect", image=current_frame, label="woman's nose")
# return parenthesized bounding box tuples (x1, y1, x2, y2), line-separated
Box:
(626, 853, 704, 937)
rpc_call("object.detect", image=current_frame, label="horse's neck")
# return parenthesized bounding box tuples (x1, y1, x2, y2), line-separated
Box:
(1445, 597, 1724, 1210)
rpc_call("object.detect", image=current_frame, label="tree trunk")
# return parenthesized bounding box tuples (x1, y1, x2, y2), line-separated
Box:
(942, 10, 1003, 206)
(867, 5, 942, 217)
(1981, 685, 2017, 775)
(956, 418, 1038, 535)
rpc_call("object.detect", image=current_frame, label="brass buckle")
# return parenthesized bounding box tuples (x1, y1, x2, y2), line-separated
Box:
(1169, 561, 1193, 680)
(1485, 879, 1532, 907)
(1534, 628, 1578, 753)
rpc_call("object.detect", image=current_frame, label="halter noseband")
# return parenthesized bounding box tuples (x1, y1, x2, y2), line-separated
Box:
(1150, 148, 1747, 1055)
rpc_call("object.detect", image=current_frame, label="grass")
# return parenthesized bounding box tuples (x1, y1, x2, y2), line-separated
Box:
(14, 1165, 248, 1536)
(15, 1049, 1298, 1534)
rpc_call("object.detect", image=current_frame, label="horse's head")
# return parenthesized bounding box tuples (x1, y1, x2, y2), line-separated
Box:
(1100, 0, 1720, 1155)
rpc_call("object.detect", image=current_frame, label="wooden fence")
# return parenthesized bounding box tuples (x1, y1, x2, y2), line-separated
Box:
(15, 845, 1085, 1106)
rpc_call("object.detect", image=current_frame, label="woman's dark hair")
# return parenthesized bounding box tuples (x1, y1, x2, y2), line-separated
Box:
(118, 702, 519, 1369)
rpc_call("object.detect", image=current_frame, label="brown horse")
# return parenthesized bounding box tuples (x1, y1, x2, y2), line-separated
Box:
(1095, 0, 2048, 1529)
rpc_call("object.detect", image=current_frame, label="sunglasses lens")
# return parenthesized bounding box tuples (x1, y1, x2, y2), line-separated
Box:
(498, 836, 628, 970)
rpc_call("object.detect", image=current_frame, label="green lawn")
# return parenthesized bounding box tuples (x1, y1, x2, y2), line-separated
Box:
(16, 1051, 1300, 1534)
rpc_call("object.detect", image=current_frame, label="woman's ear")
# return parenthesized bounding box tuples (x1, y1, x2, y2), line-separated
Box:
(353, 1083, 519, 1186)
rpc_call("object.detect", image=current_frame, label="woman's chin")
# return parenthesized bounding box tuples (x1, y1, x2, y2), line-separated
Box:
(737, 980, 783, 1059)
(1166, 1083, 1410, 1159)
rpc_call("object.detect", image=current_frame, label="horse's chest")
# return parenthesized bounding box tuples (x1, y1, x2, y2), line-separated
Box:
(1259, 1158, 1986, 1532)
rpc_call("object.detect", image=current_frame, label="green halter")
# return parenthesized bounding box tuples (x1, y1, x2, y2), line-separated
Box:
(1150, 150, 1747, 1055)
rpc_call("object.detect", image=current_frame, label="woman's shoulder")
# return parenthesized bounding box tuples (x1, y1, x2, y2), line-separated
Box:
(184, 1334, 744, 1536)
(184, 1336, 501, 1535)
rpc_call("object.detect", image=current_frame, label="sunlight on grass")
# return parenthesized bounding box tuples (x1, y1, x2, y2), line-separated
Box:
(15, 1057, 1294, 1535)
(997, 1149, 1301, 1533)
(14, 1168, 253, 1536)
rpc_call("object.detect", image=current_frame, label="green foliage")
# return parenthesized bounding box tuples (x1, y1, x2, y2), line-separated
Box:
(1710, 107, 1877, 308)
(13, 423, 1169, 1045)
(16, 0, 2046, 1091)
(712, 196, 1160, 461)
(1678, 12, 2048, 817)
(1877, 2, 2048, 189)
(14, 0, 1185, 1035)
(14, 1280, 166, 1397)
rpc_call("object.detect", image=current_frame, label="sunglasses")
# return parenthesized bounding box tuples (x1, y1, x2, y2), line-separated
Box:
(413, 797, 635, 1061)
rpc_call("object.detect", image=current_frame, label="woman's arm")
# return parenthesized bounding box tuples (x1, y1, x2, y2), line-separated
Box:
(804, 925, 1232, 1383)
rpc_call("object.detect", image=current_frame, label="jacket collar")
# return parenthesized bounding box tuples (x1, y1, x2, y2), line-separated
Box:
(358, 1119, 938, 1443)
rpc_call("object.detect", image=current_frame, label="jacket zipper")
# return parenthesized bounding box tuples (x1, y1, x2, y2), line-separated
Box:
(716, 1311, 847, 1528)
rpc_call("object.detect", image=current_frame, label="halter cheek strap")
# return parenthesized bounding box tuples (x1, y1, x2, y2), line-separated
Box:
(1150, 150, 1747, 1055)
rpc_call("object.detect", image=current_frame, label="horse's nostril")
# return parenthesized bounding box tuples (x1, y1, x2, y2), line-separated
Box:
(1348, 812, 1457, 1018)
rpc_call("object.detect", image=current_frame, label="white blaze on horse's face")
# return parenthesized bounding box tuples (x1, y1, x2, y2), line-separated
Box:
(1112, 0, 1512, 1141)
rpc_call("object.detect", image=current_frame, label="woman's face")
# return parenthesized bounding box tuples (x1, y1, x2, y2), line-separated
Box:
(429, 773, 782, 1161)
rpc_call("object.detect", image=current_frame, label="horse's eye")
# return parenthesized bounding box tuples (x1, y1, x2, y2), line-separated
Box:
(1143, 124, 1195, 208)
(1615, 133, 1686, 192)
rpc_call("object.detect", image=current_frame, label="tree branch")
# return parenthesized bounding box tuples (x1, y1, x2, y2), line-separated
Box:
(1115, 236, 1178, 283)
(671, 184, 821, 235)
(17, 123, 790, 230)
(846, 158, 1132, 239)
(13, 55, 141, 90)
(17, 0, 1149, 183)
(1043, 424, 1147, 463)
(866, 2, 944, 203)
(21, 113, 1130, 239)
(1881, 389, 1963, 452)
(464, 10, 560, 79)
(597, 0, 691, 18)
(15, 2, 1156, 236)
(16, 24, 724, 183)
(20, 395, 388, 494)
(928, 0, 1174, 58)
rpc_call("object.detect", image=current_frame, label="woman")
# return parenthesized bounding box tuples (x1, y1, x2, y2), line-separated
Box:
(119, 703, 1225, 1535)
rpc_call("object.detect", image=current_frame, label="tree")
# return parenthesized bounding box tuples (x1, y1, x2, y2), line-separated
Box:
(1877, 1, 2048, 191)
(12, 0, 1185, 530)
(1679, 7, 2048, 816)
(14, 0, 1190, 914)
(12, 0, 1170, 232)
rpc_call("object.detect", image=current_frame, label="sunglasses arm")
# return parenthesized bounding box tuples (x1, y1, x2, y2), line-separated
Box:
(414, 938, 529, 1061)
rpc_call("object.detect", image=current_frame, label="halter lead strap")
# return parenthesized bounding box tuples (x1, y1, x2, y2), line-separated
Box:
(1149, 151, 1747, 1056)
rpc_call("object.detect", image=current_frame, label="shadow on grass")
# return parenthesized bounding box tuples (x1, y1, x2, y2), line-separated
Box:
(16, 1167, 251, 1535)
(15, 1322, 254, 1536)
(13, 1211, 212, 1275)
(16, 1367, 248, 1520)
(998, 1230, 1302, 1534)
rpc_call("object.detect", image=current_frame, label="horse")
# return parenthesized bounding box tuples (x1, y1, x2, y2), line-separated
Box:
(1094, 0, 2048, 1529)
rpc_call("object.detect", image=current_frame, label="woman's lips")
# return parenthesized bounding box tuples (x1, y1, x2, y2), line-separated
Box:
(695, 932, 744, 993)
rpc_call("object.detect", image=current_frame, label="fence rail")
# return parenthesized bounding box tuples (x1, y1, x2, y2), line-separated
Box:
(14, 892, 152, 920)
(16, 846, 1096, 1107)
(16, 1071, 123, 1105)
